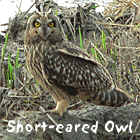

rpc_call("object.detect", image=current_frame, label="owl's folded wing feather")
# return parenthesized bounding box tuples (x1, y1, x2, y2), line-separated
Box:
(43, 44, 114, 95)
(42, 45, 131, 106)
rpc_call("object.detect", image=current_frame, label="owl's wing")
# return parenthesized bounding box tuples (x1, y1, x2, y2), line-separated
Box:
(57, 48, 99, 65)
(43, 42, 114, 97)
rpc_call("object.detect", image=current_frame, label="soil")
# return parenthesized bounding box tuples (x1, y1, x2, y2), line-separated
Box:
(0, 0, 140, 139)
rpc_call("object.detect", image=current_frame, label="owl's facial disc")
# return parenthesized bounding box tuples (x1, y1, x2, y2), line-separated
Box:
(35, 19, 55, 41)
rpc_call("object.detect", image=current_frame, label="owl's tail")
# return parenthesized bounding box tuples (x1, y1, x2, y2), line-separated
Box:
(92, 87, 134, 107)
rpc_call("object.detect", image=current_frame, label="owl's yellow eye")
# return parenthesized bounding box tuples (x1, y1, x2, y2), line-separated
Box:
(35, 21, 41, 27)
(48, 22, 54, 27)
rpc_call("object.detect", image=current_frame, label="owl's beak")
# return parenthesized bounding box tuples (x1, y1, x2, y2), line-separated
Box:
(43, 27, 46, 37)
(38, 26, 52, 40)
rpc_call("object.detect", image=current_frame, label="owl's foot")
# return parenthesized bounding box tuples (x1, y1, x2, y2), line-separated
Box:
(44, 99, 70, 116)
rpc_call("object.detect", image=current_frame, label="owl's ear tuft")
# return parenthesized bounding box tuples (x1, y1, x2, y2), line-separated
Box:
(45, 9, 53, 16)
(34, 10, 42, 17)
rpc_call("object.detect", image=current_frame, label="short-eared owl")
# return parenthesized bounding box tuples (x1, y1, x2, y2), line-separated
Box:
(24, 10, 131, 116)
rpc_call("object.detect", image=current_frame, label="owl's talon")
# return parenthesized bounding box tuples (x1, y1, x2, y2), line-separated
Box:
(43, 109, 63, 116)
(43, 99, 70, 116)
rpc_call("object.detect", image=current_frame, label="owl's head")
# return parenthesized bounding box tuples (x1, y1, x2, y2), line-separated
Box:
(24, 10, 62, 44)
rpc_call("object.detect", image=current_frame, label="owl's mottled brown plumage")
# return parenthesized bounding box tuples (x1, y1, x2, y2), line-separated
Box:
(24, 10, 132, 116)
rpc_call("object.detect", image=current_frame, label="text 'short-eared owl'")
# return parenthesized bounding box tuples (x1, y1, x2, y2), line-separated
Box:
(24, 10, 132, 116)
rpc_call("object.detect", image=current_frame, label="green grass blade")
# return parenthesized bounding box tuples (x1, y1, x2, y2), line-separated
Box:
(90, 5, 98, 10)
(134, 23, 140, 30)
(101, 31, 106, 51)
(17, 64, 22, 68)
(23, 100, 28, 103)
(55, 10, 57, 16)
(132, 65, 135, 69)
(66, 34, 68, 40)
(5, 33, 9, 47)
(10, 63, 14, 88)
(36, 80, 39, 86)
(7, 51, 14, 88)
(91, 48, 95, 57)
(91, 45, 100, 60)
(79, 26, 83, 50)
(14, 48, 22, 68)
(7, 51, 11, 87)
